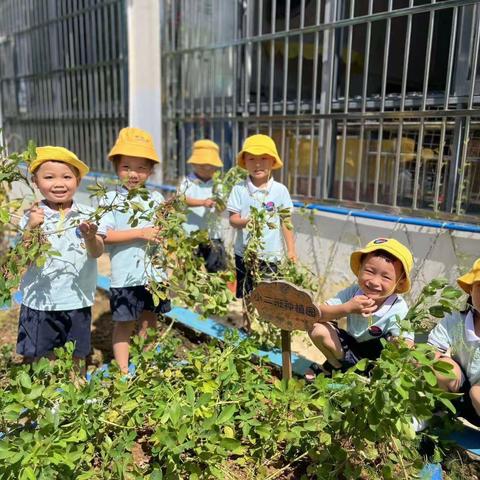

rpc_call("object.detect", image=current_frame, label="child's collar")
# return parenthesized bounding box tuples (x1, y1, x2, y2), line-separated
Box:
(247, 176, 273, 194)
(465, 310, 480, 342)
(188, 172, 213, 184)
(40, 199, 78, 217)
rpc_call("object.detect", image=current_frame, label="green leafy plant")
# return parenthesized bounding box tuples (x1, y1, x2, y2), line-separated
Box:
(211, 166, 247, 212)
(146, 194, 235, 317)
(0, 330, 462, 480)
(402, 278, 465, 334)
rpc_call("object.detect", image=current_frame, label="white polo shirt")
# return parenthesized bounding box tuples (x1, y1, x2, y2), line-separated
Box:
(99, 187, 167, 288)
(326, 284, 413, 343)
(428, 310, 480, 385)
(178, 173, 221, 239)
(19, 200, 106, 311)
(227, 177, 293, 261)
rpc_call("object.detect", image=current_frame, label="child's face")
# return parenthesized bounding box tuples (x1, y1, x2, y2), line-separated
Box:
(244, 153, 275, 184)
(116, 156, 153, 189)
(193, 163, 218, 181)
(358, 253, 405, 302)
(33, 161, 80, 205)
(471, 282, 480, 312)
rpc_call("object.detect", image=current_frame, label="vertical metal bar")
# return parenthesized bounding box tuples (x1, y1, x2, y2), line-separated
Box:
(280, 0, 291, 185)
(243, 0, 252, 141)
(338, 0, 355, 201)
(255, 0, 263, 133)
(292, 0, 306, 195)
(373, 0, 392, 205)
(391, 0, 413, 207)
(268, 0, 276, 138)
(455, 4, 480, 214)
(210, 7, 216, 140)
(232, 0, 239, 157)
(435, 6, 458, 212)
(319, 0, 337, 200)
(307, 0, 322, 198)
(412, 1, 435, 210)
(355, 0, 373, 202)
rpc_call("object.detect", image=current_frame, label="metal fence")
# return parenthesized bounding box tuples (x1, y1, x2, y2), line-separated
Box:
(0, 0, 128, 171)
(161, 0, 480, 219)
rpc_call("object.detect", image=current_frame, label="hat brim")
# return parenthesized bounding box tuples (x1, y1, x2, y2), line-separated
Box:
(457, 271, 480, 294)
(236, 146, 283, 170)
(29, 157, 89, 179)
(187, 154, 223, 167)
(108, 145, 160, 163)
(350, 245, 411, 294)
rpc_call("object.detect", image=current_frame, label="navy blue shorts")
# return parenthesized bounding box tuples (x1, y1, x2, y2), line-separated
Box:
(110, 285, 171, 322)
(17, 305, 92, 358)
(330, 323, 385, 367)
(234, 255, 278, 298)
(197, 239, 227, 273)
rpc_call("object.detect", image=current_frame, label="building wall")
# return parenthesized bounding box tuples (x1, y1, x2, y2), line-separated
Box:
(0, 0, 128, 170)
(160, 0, 480, 221)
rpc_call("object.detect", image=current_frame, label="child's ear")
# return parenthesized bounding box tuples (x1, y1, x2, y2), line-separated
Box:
(396, 275, 407, 292)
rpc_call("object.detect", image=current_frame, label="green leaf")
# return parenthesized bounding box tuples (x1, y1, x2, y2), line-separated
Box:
(219, 437, 245, 454)
(423, 369, 438, 387)
(20, 467, 36, 480)
(439, 397, 457, 414)
(217, 405, 236, 424)
(429, 306, 446, 318)
(18, 372, 32, 390)
(354, 358, 368, 372)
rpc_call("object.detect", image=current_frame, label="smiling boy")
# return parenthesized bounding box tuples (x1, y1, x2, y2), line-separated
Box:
(16, 146, 105, 363)
(227, 134, 296, 327)
(307, 238, 414, 378)
(100, 127, 171, 374)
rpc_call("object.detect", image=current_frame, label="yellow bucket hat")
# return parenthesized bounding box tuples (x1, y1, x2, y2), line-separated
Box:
(187, 139, 223, 167)
(457, 259, 480, 294)
(29, 146, 89, 178)
(108, 127, 160, 163)
(350, 238, 413, 294)
(236, 134, 283, 170)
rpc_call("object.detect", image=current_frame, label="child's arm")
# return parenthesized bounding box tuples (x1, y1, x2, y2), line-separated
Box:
(104, 227, 159, 245)
(282, 222, 297, 261)
(185, 197, 216, 208)
(229, 211, 249, 229)
(78, 222, 104, 258)
(319, 295, 377, 321)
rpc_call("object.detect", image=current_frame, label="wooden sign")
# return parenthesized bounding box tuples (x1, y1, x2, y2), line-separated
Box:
(250, 280, 321, 331)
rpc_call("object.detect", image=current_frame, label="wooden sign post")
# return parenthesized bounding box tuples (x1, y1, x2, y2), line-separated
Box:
(250, 280, 321, 380)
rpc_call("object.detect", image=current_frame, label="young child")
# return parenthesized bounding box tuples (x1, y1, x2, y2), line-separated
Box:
(307, 238, 414, 378)
(17, 146, 105, 364)
(100, 127, 171, 374)
(178, 139, 227, 272)
(227, 134, 296, 325)
(428, 259, 480, 423)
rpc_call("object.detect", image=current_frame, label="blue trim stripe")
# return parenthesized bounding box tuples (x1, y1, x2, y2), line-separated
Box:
(292, 202, 480, 234)
(82, 170, 480, 233)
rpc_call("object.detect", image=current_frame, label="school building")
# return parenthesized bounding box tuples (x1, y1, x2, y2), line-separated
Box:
(1, 0, 479, 296)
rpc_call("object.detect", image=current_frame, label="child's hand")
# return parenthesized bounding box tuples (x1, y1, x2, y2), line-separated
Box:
(26, 203, 45, 229)
(287, 250, 297, 262)
(78, 222, 98, 240)
(346, 295, 377, 316)
(140, 226, 161, 242)
(203, 198, 216, 208)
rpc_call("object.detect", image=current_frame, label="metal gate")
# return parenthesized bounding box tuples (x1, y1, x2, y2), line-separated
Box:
(0, 0, 128, 172)
(161, 0, 480, 219)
